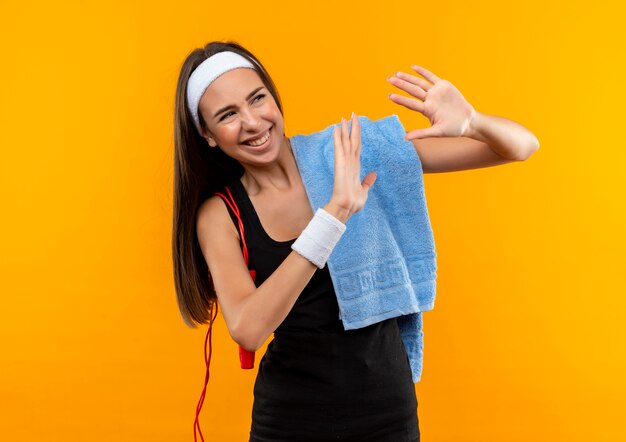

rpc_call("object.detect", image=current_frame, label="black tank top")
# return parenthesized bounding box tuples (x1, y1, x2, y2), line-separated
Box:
(219, 178, 420, 442)
(223, 177, 345, 334)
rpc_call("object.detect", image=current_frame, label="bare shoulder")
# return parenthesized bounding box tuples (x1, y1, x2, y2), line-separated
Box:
(195, 193, 253, 299)
(196, 194, 241, 257)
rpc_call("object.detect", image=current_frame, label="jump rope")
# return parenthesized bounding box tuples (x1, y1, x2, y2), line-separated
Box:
(194, 185, 256, 442)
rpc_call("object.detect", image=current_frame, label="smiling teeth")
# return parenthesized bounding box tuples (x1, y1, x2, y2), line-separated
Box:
(245, 130, 270, 146)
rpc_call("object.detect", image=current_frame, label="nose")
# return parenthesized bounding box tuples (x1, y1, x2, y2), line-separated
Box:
(240, 107, 262, 132)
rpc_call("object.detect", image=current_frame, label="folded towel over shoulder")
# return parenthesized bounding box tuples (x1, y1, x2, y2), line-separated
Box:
(289, 114, 438, 383)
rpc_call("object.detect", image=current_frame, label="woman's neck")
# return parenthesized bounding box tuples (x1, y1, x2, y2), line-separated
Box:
(240, 137, 300, 196)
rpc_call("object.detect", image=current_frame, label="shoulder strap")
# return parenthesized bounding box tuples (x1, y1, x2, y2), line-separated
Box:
(214, 186, 252, 268)
(212, 185, 256, 367)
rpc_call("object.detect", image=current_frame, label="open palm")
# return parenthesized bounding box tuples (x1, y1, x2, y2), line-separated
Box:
(387, 65, 477, 141)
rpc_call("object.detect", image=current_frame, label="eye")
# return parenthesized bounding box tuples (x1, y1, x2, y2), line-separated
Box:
(220, 111, 234, 121)
(219, 95, 266, 121)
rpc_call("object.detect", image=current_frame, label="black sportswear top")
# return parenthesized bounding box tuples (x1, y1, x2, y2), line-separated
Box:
(219, 177, 420, 442)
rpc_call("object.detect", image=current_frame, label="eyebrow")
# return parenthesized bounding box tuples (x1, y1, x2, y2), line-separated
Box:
(213, 86, 266, 119)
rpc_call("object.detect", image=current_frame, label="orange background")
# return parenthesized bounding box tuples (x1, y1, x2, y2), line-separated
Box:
(1, 0, 624, 441)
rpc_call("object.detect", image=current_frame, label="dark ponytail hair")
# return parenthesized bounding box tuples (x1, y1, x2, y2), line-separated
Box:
(172, 41, 284, 328)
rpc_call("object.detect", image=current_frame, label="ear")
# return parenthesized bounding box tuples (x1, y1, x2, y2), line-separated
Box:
(206, 137, 218, 148)
(200, 128, 218, 148)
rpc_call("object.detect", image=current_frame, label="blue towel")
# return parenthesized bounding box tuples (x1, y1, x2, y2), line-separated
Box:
(290, 114, 438, 383)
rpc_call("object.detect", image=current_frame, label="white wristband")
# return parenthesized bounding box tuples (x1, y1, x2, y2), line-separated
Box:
(291, 207, 347, 269)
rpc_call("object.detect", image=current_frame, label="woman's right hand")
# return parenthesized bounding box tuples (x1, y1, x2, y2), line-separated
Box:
(325, 112, 377, 222)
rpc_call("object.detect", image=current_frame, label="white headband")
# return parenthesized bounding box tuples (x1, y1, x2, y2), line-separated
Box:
(186, 51, 256, 135)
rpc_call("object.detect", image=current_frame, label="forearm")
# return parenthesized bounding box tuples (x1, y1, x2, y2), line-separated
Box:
(236, 250, 318, 351)
(236, 202, 349, 351)
(464, 110, 540, 161)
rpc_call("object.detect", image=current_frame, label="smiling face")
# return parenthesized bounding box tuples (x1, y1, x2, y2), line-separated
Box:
(197, 68, 285, 163)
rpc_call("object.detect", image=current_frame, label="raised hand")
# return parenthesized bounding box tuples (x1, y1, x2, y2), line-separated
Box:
(387, 65, 477, 141)
(327, 113, 377, 219)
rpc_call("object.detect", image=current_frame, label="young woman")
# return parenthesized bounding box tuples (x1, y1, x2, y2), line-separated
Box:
(172, 40, 539, 442)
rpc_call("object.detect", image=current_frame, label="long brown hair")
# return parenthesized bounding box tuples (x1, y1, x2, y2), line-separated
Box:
(172, 41, 284, 328)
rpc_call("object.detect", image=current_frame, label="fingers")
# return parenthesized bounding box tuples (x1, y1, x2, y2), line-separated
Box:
(334, 114, 361, 173)
(333, 115, 358, 160)
(387, 75, 428, 102)
(388, 93, 425, 114)
(410, 64, 441, 84)
(341, 117, 350, 154)
(388, 72, 430, 99)
(333, 124, 346, 174)
(350, 112, 361, 156)
(331, 114, 372, 215)
(362, 171, 377, 191)
(404, 125, 441, 141)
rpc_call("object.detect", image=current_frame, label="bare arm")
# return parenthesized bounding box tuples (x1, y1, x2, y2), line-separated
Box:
(462, 111, 540, 161)
(411, 110, 541, 174)
(387, 65, 540, 171)
(197, 197, 350, 352)
(411, 136, 519, 173)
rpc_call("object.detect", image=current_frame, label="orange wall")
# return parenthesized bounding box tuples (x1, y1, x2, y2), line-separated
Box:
(1, 0, 624, 441)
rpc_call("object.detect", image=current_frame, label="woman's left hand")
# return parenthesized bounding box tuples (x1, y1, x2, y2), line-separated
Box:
(387, 65, 477, 141)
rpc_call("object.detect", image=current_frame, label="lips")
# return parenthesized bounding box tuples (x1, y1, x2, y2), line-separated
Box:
(242, 126, 272, 144)
(240, 127, 273, 153)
